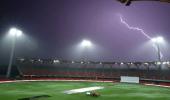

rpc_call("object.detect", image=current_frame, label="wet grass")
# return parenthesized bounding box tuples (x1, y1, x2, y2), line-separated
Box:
(0, 81, 170, 100)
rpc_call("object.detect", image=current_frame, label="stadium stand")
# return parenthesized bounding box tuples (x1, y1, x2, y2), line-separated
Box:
(16, 58, 170, 82)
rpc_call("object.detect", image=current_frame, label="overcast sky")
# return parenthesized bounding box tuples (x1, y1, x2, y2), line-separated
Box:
(0, 0, 170, 63)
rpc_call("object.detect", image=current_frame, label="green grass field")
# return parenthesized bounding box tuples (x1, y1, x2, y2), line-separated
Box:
(0, 81, 170, 100)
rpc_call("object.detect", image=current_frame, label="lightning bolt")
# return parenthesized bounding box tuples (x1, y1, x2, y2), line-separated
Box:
(119, 14, 163, 59)
(119, 15, 151, 40)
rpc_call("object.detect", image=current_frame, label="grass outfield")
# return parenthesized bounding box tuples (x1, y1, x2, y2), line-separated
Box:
(0, 81, 170, 100)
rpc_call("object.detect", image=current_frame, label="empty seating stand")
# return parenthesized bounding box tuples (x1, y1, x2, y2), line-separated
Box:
(16, 59, 170, 81)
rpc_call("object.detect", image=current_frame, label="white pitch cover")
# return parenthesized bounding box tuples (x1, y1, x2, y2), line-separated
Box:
(120, 76, 139, 83)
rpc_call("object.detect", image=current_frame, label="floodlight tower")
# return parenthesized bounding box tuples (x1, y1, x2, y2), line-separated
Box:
(151, 36, 164, 62)
(80, 39, 93, 77)
(80, 39, 93, 61)
(6, 27, 23, 78)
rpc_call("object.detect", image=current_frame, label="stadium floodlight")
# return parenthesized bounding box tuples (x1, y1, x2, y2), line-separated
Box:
(78, 39, 93, 61)
(54, 60, 60, 63)
(162, 61, 170, 65)
(157, 62, 161, 65)
(81, 39, 92, 48)
(38, 59, 43, 63)
(6, 27, 23, 78)
(166, 61, 170, 65)
(19, 58, 25, 62)
(144, 63, 149, 65)
(81, 61, 84, 64)
(9, 27, 23, 37)
(151, 36, 164, 62)
(71, 61, 75, 64)
(151, 36, 164, 44)
(162, 62, 167, 65)
(120, 62, 124, 65)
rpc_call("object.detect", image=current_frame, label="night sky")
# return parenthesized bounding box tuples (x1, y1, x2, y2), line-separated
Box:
(0, 0, 170, 63)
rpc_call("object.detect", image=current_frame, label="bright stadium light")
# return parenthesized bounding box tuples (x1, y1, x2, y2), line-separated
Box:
(9, 28, 17, 36)
(162, 62, 167, 65)
(151, 36, 165, 62)
(157, 62, 161, 65)
(151, 36, 164, 44)
(71, 61, 75, 64)
(9, 27, 23, 37)
(162, 61, 170, 65)
(167, 61, 170, 65)
(81, 39, 92, 48)
(81, 61, 84, 64)
(77, 39, 94, 61)
(16, 30, 22, 37)
(120, 62, 124, 65)
(6, 27, 23, 78)
(144, 63, 149, 65)
(54, 60, 60, 63)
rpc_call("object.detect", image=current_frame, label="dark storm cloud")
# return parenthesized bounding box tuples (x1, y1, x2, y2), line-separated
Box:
(0, 0, 170, 63)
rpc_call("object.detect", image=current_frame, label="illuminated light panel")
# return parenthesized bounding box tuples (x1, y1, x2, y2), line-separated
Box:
(54, 60, 60, 63)
(81, 39, 92, 47)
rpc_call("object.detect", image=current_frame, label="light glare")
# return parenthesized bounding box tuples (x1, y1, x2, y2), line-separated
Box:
(9, 27, 23, 37)
(81, 39, 92, 47)
(16, 30, 23, 37)
(151, 36, 164, 43)
(157, 62, 161, 65)
(9, 28, 17, 36)
(54, 60, 60, 63)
